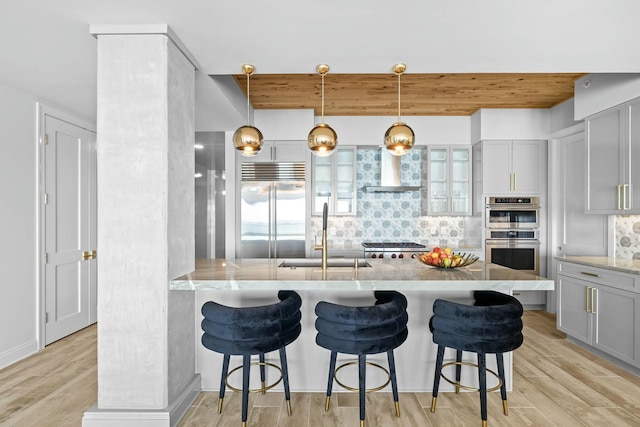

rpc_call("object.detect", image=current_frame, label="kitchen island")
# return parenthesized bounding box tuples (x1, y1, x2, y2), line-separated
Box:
(172, 258, 554, 291)
(173, 259, 554, 393)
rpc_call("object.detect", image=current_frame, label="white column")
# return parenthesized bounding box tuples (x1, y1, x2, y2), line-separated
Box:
(83, 25, 199, 426)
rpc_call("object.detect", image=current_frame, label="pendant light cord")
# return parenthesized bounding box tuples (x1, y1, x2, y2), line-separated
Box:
(246, 73, 251, 126)
(397, 72, 401, 123)
(321, 72, 325, 125)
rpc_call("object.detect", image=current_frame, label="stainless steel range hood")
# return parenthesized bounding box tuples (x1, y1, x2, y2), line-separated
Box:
(362, 149, 421, 192)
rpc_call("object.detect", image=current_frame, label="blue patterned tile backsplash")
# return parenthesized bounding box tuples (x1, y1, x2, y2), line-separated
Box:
(615, 215, 640, 259)
(311, 148, 469, 248)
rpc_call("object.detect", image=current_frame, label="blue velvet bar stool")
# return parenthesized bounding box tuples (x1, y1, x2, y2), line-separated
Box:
(200, 290, 302, 427)
(315, 291, 409, 427)
(429, 290, 524, 427)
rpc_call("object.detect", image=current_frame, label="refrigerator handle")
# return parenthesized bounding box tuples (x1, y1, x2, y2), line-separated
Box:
(271, 184, 276, 258)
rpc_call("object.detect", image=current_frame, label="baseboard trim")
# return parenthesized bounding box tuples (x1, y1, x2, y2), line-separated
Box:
(567, 337, 640, 378)
(169, 373, 201, 426)
(82, 374, 201, 427)
(0, 339, 39, 370)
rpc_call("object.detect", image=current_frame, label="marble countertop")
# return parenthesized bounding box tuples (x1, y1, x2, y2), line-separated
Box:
(556, 255, 640, 275)
(171, 258, 554, 291)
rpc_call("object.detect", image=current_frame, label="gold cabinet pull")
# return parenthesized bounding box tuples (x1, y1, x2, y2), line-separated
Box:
(91, 250, 97, 259)
(623, 184, 629, 210)
(617, 184, 622, 210)
(513, 173, 516, 191)
(591, 287, 597, 314)
(82, 251, 91, 260)
(581, 271, 599, 278)
(585, 287, 591, 313)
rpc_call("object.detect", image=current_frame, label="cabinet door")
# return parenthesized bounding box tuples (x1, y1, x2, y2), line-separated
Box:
(556, 132, 608, 256)
(592, 284, 640, 366)
(627, 99, 640, 212)
(272, 141, 306, 161)
(313, 156, 333, 213)
(482, 141, 512, 193)
(428, 147, 449, 214)
(241, 141, 307, 162)
(312, 147, 356, 215)
(586, 108, 624, 213)
(511, 141, 544, 194)
(450, 147, 471, 214)
(557, 274, 592, 344)
(334, 148, 356, 214)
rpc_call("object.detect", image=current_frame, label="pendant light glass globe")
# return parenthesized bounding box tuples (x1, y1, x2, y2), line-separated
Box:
(233, 125, 264, 157)
(384, 122, 415, 156)
(308, 123, 338, 157)
(308, 64, 337, 157)
(385, 63, 414, 156)
(234, 64, 263, 157)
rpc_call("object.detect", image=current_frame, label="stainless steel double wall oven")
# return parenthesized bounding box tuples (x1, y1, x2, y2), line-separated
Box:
(485, 197, 541, 276)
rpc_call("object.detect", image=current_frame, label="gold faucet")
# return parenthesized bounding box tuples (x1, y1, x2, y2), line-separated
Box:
(314, 230, 328, 271)
(315, 202, 329, 270)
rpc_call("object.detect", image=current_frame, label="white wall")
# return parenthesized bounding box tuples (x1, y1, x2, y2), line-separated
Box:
(574, 73, 640, 120)
(255, 109, 315, 140)
(473, 108, 550, 140)
(0, 82, 39, 368)
(550, 98, 582, 134)
(320, 115, 471, 146)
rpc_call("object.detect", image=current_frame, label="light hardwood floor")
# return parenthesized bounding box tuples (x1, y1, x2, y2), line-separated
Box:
(2, 311, 640, 426)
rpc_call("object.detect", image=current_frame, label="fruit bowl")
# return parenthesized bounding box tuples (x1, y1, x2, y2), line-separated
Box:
(416, 247, 479, 269)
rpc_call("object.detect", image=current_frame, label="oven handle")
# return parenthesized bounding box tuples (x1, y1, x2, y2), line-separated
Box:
(485, 205, 541, 210)
(485, 239, 541, 247)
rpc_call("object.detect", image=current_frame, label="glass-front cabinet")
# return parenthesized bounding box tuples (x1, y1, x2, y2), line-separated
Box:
(426, 146, 471, 215)
(312, 146, 356, 215)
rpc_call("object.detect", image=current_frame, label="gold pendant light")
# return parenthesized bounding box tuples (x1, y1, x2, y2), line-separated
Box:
(308, 64, 337, 157)
(233, 64, 264, 157)
(384, 63, 414, 156)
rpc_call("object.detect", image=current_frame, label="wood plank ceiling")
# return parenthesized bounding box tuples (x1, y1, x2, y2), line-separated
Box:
(233, 73, 586, 116)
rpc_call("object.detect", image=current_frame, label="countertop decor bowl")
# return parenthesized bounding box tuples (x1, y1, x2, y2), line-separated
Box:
(416, 252, 479, 269)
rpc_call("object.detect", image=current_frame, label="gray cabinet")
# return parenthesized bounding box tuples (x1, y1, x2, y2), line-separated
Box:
(586, 98, 640, 214)
(478, 140, 546, 195)
(557, 260, 640, 367)
(425, 146, 472, 215)
(238, 140, 306, 162)
(312, 147, 356, 215)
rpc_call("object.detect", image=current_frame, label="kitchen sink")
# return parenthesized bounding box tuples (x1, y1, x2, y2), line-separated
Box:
(278, 259, 371, 268)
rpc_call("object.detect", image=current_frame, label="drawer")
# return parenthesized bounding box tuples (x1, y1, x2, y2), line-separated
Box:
(557, 261, 638, 292)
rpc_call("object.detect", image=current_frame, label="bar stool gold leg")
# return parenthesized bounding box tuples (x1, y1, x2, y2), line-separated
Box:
(482, 421, 487, 427)
(287, 400, 292, 416)
(430, 396, 437, 412)
(261, 381, 266, 394)
(395, 401, 401, 417)
(503, 400, 509, 415)
(360, 421, 364, 427)
(217, 398, 223, 414)
(325, 396, 331, 411)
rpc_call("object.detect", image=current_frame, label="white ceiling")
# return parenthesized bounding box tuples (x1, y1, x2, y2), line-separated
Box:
(2, 0, 640, 127)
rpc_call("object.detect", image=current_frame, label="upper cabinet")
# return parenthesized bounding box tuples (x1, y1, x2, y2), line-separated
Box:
(478, 140, 546, 195)
(425, 146, 472, 215)
(586, 97, 640, 214)
(312, 146, 357, 215)
(238, 140, 306, 163)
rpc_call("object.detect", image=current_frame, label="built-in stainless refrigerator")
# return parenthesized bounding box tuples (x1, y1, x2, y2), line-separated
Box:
(239, 162, 306, 258)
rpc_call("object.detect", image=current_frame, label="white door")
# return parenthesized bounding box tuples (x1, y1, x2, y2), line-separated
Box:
(43, 115, 97, 344)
